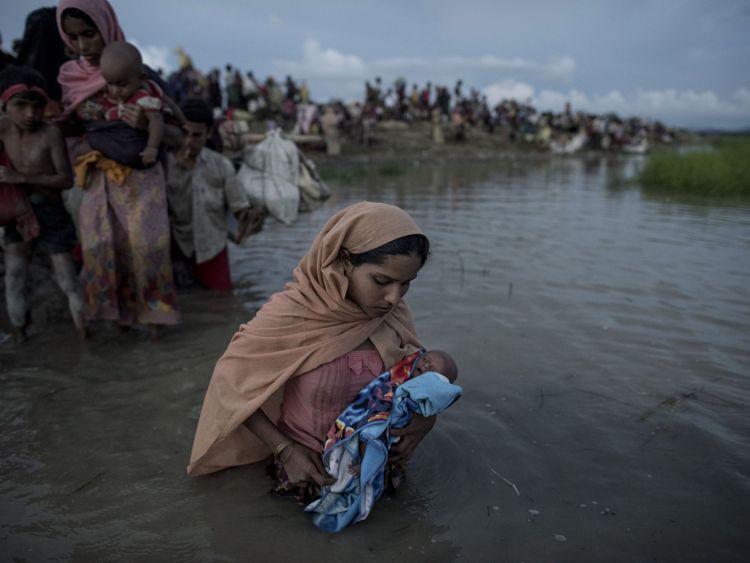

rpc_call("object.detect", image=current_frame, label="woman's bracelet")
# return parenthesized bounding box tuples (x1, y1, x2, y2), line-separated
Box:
(274, 439, 296, 463)
(280, 443, 296, 464)
(274, 439, 292, 458)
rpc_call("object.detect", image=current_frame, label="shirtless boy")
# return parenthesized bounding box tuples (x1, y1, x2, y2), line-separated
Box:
(0, 66, 84, 341)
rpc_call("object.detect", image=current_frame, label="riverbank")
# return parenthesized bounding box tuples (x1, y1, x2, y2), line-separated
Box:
(225, 117, 699, 163)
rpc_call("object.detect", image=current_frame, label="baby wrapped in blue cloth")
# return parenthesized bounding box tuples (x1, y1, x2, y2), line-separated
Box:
(305, 349, 461, 532)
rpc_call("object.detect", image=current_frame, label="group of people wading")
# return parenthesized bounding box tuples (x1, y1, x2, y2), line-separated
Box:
(1, 0, 461, 530)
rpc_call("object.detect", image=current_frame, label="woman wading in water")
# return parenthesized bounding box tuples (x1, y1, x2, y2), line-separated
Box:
(56, 0, 181, 337)
(188, 202, 440, 498)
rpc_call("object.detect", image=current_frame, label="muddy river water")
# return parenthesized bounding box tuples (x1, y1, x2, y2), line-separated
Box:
(2, 154, 749, 562)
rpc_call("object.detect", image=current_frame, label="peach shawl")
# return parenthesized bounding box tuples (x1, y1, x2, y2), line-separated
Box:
(187, 202, 425, 476)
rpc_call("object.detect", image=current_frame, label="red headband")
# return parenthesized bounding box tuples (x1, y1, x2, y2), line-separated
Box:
(0, 84, 50, 105)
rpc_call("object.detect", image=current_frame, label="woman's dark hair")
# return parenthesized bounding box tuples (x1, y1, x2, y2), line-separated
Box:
(348, 234, 430, 267)
(15, 8, 67, 101)
(180, 97, 214, 128)
(60, 7, 97, 29)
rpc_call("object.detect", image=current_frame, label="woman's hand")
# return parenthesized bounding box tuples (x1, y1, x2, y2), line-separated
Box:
(69, 139, 93, 159)
(282, 442, 336, 487)
(389, 413, 437, 463)
(120, 104, 149, 130)
(242, 410, 333, 487)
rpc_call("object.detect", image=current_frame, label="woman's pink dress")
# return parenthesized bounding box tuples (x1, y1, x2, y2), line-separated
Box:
(278, 350, 384, 453)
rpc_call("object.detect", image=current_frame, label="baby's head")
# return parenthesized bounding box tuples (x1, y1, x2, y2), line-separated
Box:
(415, 349, 458, 383)
(0, 65, 49, 131)
(100, 41, 143, 102)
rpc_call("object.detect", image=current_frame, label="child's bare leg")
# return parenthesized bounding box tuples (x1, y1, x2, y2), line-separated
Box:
(4, 243, 31, 341)
(50, 252, 86, 338)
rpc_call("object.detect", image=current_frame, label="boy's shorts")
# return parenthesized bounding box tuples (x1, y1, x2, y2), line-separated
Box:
(4, 193, 77, 254)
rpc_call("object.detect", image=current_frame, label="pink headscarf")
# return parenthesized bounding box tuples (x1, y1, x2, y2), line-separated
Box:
(56, 0, 125, 114)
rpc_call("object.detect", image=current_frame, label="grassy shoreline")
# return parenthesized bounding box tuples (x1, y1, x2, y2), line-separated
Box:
(639, 136, 750, 196)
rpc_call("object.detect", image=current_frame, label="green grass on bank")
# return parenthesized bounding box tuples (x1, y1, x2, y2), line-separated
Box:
(639, 136, 750, 196)
(317, 161, 408, 181)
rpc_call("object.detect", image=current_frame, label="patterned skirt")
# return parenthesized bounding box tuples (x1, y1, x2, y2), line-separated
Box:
(78, 163, 179, 326)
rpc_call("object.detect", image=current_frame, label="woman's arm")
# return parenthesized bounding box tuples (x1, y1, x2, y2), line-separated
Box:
(388, 413, 437, 462)
(161, 94, 186, 125)
(243, 410, 335, 487)
(141, 112, 163, 165)
(120, 104, 184, 149)
(161, 122, 185, 149)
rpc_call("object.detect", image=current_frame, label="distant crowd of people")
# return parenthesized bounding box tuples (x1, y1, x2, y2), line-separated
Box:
(355, 78, 679, 150)
(158, 57, 683, 153)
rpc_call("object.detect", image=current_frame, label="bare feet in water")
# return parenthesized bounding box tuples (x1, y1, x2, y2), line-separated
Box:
(148, 324, 161, 342)
(73, 313, 88, 340)
(111, 321, 161, 341)
(12, 325, 27, 343)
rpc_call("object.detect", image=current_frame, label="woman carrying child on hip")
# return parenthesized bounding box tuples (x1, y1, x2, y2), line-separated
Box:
(56, 0, 180, 338)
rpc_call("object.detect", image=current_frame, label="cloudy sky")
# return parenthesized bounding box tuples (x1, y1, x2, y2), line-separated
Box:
(3, 0, 749, 129)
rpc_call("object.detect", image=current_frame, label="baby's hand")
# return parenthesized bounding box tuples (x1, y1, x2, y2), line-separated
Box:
(141, 147, 158, 165)
(347, 463, 362, 476)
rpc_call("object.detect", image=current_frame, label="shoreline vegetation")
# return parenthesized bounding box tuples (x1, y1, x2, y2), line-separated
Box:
(639, 136, 750, 197)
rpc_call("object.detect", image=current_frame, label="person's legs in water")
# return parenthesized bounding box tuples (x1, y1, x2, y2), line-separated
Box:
(147, 323, 161, 341)
(4, 242, 31, 342)
(192, 246, 232, 291)
(50, 252, 86, 339)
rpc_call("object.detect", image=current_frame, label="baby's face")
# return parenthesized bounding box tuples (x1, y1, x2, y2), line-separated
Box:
(104, 72, 141, 102)
(415, 351, 457, 382)
(101, 57, 141, 102)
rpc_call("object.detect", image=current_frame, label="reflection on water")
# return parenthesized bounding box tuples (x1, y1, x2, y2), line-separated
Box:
(2, 155, 749, 562)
